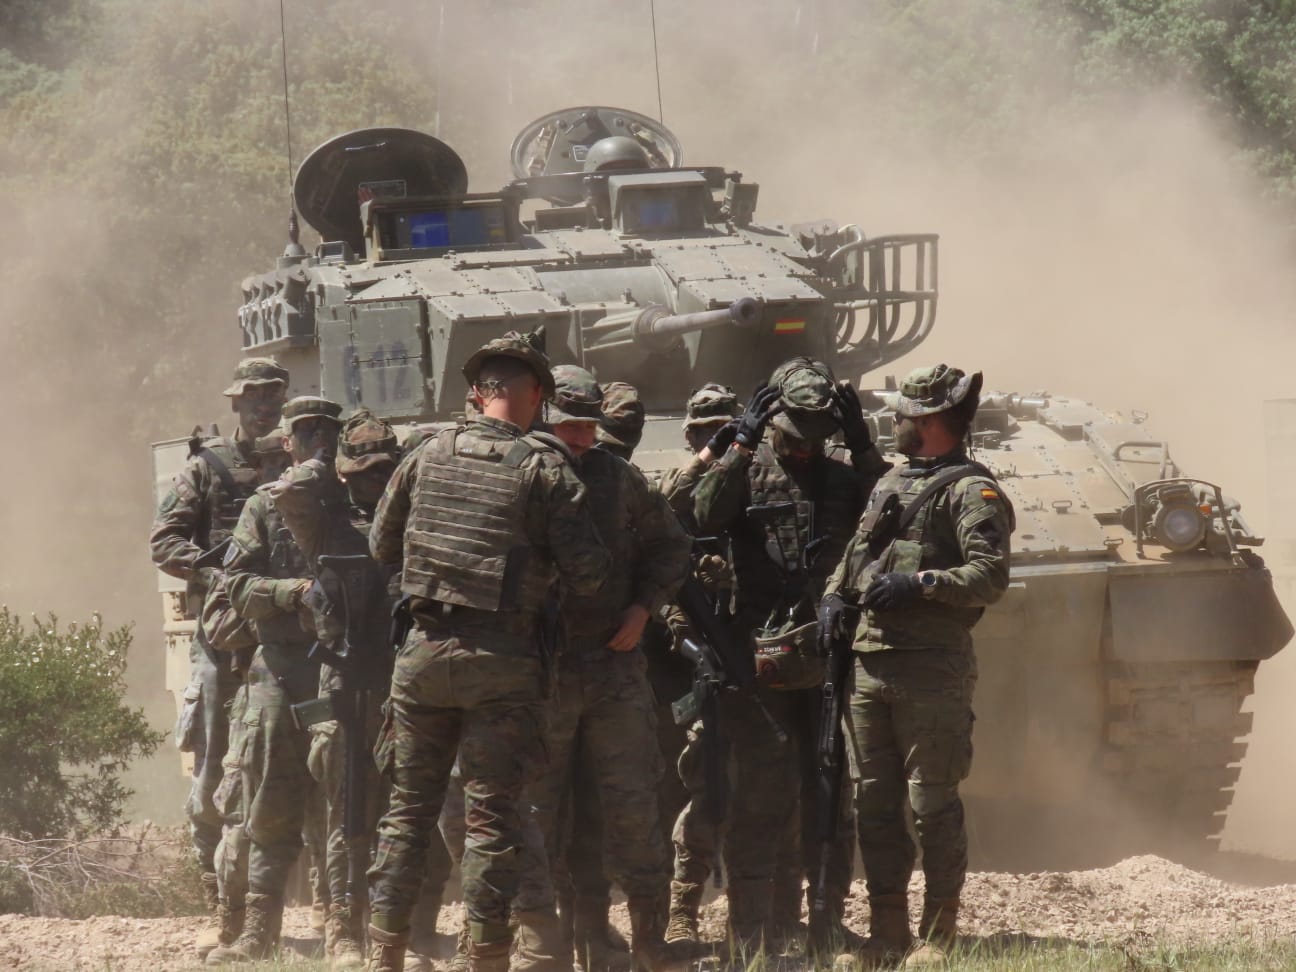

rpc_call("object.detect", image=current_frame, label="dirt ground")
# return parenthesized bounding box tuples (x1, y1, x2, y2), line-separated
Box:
(4, 854, 1296, 970)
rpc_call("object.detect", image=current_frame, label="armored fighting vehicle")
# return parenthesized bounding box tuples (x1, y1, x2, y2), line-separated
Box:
(156, 106, 1290, 863)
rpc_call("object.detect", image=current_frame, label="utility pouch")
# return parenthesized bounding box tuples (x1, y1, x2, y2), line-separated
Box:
(672, 689, 701, 727)
(291, 694, 336, 731)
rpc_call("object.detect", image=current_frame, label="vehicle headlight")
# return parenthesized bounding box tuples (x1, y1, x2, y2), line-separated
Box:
(1153, 501, 1206, 552)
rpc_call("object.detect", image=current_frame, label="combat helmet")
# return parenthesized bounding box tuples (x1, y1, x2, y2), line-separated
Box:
(597, 381, 646, 451)
(223, 357, 289, 397)
(895, 364, 983, 418)
(682, 383, 741, 430)
(768, 357, 839, 440)
(548, 365, 604, 424)
(583, 136, 651, 173)
(337, 407, 400, 475)
(462, 327, 556, 398)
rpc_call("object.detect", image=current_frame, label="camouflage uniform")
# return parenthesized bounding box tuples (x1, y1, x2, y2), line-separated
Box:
(824, 364, 1013, 964)
(366, 334, 611, 970)
(689, 360, 880, 945)
(149, 357, 287, 904)
(523, 368, 691, 972)
(212, 396, 345, 961)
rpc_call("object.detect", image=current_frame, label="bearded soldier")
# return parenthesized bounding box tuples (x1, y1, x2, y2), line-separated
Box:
(150, 357, 288, 957)
(365, 334, 611, 972)
(523, 367, 691, 972)
(207, 396, 345, 963)
(689, 358, 885, 951)
(822, 365, 1012, 969)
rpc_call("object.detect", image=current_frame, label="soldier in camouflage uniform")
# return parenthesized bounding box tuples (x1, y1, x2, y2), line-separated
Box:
(207, 396, 345, 964)
(593, 380, 645, 463)
(690, 359, 887, 952)
(150, 357, 288, 957)
(822, 365, 1012, 969)
(522, 367, 691, 972)
(365, 334, 611, 972)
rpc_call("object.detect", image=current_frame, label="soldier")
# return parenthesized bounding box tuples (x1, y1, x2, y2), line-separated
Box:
(150, 356, 288, 957)
(594, 380, 645, 462)
(690, 358, 884, 952)
(523, 366, 691, 972)
(365, 334, 612, 972)
(658, 383, 742, 521)
(206, 395, 345, 964)
(822, 365, 1012, 968)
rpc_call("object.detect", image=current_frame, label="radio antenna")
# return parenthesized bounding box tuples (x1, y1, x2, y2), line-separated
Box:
(278, 0, 295, 201)
(649, 0, 664, 123)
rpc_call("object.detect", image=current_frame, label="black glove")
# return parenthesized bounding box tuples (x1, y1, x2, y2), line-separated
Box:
(861, 572, 923, 611)
(704, 417, 740, 457)
(832, 381, 873, 453)
(734, 384, 783, 450)
(817, 592, 857, 658)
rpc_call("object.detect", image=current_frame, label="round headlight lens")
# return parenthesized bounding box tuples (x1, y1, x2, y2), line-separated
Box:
(1154, 503, 1206, 552)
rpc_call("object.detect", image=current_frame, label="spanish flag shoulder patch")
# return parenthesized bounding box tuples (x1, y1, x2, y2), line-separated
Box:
(980, 487, 1000, 501)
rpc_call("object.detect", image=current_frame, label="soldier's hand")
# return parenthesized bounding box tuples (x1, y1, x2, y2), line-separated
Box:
(817, 592, 856, 657)
(861, 572, 922, 611)
(608, 604, 651, 652)
(832, 381, 873, 453)
(733, 384, 783, 451)
(703, 418, 740, 458)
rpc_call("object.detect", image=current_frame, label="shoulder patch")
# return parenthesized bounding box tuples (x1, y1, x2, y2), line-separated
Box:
(980, 487, 1001, 501)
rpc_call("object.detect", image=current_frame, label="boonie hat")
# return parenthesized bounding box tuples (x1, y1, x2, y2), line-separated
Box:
(462, 328, 556, 398)
(895, 364, 984, 418)
(282, 396, 344, 430)
(223, 357, 289, 397)
(682, 383, 741, 430)
(337, 407, 400, 475)
(597, 381, 646, 450)
(769, 357, 839, 441)
(548, 365, 604, 425)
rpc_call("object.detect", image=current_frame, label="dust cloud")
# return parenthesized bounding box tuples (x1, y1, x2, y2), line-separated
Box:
(2, 0, 1295, 849)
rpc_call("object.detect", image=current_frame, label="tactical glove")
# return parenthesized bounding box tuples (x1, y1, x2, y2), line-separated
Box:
(861, 572, 923, 611)
(832, 381, 873, 454)
(704, 417, 740, 457)
(817, 592, 857, 658)
(734, 384, 783, 450)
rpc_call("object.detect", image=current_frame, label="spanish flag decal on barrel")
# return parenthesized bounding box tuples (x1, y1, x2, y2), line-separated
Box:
(774, 318, 806, 334)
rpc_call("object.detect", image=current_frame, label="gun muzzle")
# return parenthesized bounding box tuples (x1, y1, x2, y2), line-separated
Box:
(633, 297, 762, 351)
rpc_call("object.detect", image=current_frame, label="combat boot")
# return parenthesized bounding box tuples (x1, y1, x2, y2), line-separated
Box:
(467, 933, 513, 972)
(445, 913, 471, 972)
(834, 894, 912, 972)
(903, 897, 958, 968)
(194, 871, 222, 958)
(329, 903, 366, 970)
(514, 907, 573, 972)
(365, 924, 408, 972)
(627, 894, 690, 972)
(664, 881, 702, 945)
(724, 878, 772, 958)
(205, 891, 283, 964)
(573, 894, 630, 972)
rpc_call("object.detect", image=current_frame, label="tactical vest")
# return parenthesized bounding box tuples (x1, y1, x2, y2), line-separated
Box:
(254, 490, 314, 649)
(191, 435, 259, 550)
(563, 449, 634, 638)
(401, 427, 554, 616)
(857, 459, 1005, 648)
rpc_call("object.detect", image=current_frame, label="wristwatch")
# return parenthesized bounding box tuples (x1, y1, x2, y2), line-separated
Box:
(918, 571, 940, 598)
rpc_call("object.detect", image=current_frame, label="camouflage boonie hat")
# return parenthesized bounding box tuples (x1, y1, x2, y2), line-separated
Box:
(282, 396, 344, 430)
(769, 357, 839, 441)
(895, 364, 984, 418)
(462, 328, 556, 398)
(223, 356, 289, 397)
(337, 407, 400, 475)
(597, 381, 646, 450)
(548, 365, 604, 425)
(683, 383, 741, 430)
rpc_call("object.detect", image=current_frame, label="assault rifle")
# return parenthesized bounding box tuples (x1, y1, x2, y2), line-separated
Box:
(672, 539, 786, 824)
(290, 553, 390, 910)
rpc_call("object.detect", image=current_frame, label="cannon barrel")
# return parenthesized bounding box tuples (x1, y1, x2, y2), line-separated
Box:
(633, 297, 762, 350)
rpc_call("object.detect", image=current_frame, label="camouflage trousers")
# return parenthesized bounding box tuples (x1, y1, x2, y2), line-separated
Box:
(308, 684, 453, 947)
(521, 644, 670, 910)
(235, 646, 323, 897)
(849, 648, 976, 901)
(213, 683, 250, 904)
(672, 690, 854, 915)
(179, 638, 241, 874)
(369, 631, 551, 938)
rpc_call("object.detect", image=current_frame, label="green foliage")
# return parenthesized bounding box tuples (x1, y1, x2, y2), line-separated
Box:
(0, 610, 163, 838)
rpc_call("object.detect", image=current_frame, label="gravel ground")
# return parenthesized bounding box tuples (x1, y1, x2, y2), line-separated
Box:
(4, 855, 1296, 970)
